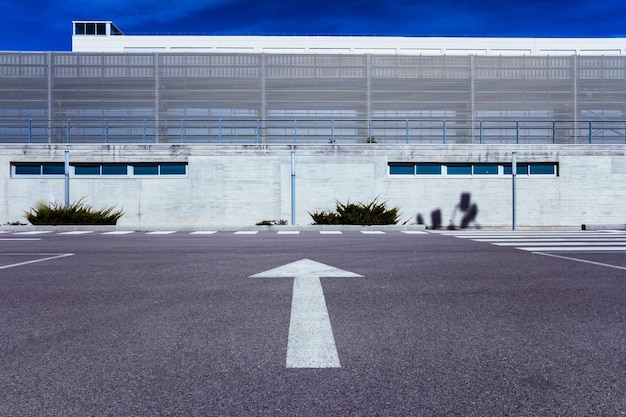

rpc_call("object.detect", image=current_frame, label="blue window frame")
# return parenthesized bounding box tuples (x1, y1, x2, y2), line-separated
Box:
(503, 164, 529, 175)
(42, 164, 65, 175)
(159, 163, 187, 175)
(75, 165, 100, 175)
(447, 164, 472, 175)
(529, 164, 556, 175)
(415, 164, 442, 175)
(389, 164, 415, 175)
(473, 164, 499, 175)
(102, 164, 128, 175)
(14, 164, 42, 175)
(133, 164, 159, 175)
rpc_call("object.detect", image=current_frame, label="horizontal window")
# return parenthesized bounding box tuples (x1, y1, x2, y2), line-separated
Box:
(390, 162, 557, 177)
(12, 162, 187, 177)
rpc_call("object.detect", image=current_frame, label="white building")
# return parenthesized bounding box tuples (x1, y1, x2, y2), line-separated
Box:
(0, 21, 624, 228)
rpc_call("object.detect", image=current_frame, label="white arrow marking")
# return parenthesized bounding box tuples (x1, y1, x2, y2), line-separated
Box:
(251, 259, 363, 368)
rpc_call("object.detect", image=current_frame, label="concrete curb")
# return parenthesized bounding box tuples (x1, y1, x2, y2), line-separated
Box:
(0, 224, 429, 233)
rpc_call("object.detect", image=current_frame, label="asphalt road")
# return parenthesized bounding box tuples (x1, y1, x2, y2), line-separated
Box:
(1, 230, 625, 416)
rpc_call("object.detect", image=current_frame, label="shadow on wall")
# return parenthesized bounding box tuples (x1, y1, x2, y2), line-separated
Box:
(416, 192, 480, 229)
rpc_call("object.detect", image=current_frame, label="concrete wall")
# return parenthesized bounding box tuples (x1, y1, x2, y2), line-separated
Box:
(1, 144, 624, 228)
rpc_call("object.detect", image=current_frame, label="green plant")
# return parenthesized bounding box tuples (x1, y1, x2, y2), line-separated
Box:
(256, 219, 288, 226)
(309, 198, 399, 225)
(25, 199, 124, 225)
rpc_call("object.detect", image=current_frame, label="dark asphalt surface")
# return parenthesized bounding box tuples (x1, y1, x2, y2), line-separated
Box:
(1, 231, 625, 416)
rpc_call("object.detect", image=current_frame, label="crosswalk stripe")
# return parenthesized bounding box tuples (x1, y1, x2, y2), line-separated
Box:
(446, 230, 626, 253)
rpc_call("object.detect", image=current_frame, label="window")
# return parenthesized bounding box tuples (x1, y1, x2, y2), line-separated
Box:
(389, 164, 415, 175)
(415, 164, 442, 175)
(13, 163, 64, 176)
(447, 164, 472, 175)
(159, 163, 187, 175)
(390, 162, 557, 177)
(529, 164, 556, 175)
(133, 164, 159, 175)
(12, 163, 186, 177)
(102, 164, 128, 175)
(473, 164, 499, 175)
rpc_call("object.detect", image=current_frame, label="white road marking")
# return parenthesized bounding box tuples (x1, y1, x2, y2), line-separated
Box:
(190, 231, 218, 234)
(146, 231, 177, 234)
(0, 253, 74, 270)
(401, 231, 428, 234)
(277, 231, 300, 234)
(13, 231, 54, 235)
(0, 238, 41, 241)
(319, 231, 342, 234)
(58, 231, 95, 235)
(534, 252, 626, 271)
(234, 231, 259, 235)
(102, 231, 135, 235)
(251, 259, 363, 369)
(520, 246, 626, 251)
(360, 231, 386, 234)
(493, 241, 626, 246)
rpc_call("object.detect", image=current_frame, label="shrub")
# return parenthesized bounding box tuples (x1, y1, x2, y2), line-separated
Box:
(25, 199, 124, 225)
(310, 198, 399, 225)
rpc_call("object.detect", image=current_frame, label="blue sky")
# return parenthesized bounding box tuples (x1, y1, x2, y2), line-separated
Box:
(2, 0, 626, 51)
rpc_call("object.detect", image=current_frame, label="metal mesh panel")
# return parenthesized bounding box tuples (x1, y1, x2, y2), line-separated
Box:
(1, 52, 626, 143)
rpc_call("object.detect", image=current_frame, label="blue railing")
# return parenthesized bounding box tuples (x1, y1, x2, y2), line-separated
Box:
(0, 118, 625, 144)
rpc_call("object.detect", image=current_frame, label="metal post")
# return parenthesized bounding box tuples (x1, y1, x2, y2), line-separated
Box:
(443, 120, 447, 144)
(291, 151, 296, 225)
(512, 151, 517, 231)
(588, 120, 593, 144)
(64, 150, 70, 208)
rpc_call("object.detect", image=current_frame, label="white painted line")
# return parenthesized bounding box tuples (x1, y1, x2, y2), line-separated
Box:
(401, 231, 428, 234)
(454, 233, 617, 239)
(190, 231, 218, 234)
(520, 246, 626, 251)
(319, 231, 342, 234)
(58, 231, 95, 235)
(0, 253, 74, 270)
(494, 241, 626, 247)
(277, 231, 300, 234)
(13, 231, 54, 235)
(234, 231, 259, 235)
(534, 252, 626, 271)
(251, 259, 363, 369)
(0, 238, 41, 241)
(360, 231, 386, 234)
(146, 231, 177, 235)
(102, 231, 135, 235)
(476, 238, 626, 243)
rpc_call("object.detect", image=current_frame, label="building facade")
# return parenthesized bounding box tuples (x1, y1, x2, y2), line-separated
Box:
(0, 22, 625, 228)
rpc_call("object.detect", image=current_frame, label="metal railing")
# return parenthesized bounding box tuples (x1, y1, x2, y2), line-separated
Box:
(1, 118, 625, 145)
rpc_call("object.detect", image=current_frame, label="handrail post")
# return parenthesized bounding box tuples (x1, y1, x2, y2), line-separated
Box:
(405, 119, 409, 144)
(218, 119, 222, 144)
(181, 119, 185, 143)
(256, 118, 260, 143)
(28, 119, 32, 143)
(479, 120, 483, 144)
(516, 120, 520, 144)
(589, 120, 593, 144)
(105, 119, 109, 143)
(443, 119, 447, 144)
(552, 120, 556, 144)
(331, 119, 335, 143)
(66, 119, 71, 143)
(294, 119, 297, 144)
(143, 119, 147, 143)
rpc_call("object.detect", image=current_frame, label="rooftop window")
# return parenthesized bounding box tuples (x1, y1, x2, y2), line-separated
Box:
(73, 21, 123, 36)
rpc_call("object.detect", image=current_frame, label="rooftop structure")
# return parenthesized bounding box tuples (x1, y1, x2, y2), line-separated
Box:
(72, 21, 626, 56)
